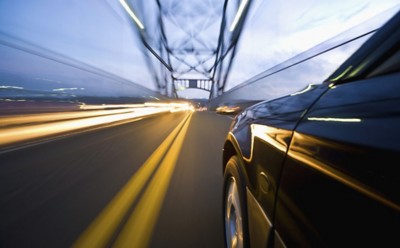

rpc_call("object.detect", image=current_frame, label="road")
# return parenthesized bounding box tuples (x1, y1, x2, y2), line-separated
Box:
(0, 111, 233, 248)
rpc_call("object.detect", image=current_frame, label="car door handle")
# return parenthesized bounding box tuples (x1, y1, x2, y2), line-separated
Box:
(259, 172, 271, 194)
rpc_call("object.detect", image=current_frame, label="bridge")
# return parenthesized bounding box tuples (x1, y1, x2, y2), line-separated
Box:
(0, 1, 399, 247)
(120, 0, 251, 98)
(0, 1, 397, 105)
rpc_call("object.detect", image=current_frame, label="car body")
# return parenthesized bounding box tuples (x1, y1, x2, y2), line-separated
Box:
(222, 10, 400, 248)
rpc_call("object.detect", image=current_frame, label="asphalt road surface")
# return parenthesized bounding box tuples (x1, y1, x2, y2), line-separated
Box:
(0, 111, 233, 248)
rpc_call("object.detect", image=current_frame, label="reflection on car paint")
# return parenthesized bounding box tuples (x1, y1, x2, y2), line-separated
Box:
(288, 131, 400, 212)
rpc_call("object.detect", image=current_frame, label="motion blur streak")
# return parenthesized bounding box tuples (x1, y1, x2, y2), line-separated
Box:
(119, 0, 145, 29)
(307, 117, 362, 122)
(0, 108, 138, 127)
(72, 113, 191, 248)
(79, 104, 146, 110)
(0, 104, 191, 148)
(113, 113, 193, 248)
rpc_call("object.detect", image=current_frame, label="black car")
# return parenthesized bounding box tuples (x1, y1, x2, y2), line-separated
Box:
(222, 10, 400, 248)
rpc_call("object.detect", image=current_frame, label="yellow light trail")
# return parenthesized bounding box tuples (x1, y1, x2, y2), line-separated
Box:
(0, 102, 192, 127)
(0, 104, 192, 148)
(0, 108, 137, 127)
(73, 112, 192, 248)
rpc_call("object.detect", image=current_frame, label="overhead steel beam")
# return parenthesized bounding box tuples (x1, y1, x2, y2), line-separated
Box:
(120, 0, 252, 98)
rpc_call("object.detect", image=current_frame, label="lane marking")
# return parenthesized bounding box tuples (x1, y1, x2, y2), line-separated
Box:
(72, 112, 191, 248)
(113, 113, 193, 248)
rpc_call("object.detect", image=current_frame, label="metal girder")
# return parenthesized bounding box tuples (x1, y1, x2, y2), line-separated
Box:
(174, 79, 213, 92)
(120, 0, 252, 98)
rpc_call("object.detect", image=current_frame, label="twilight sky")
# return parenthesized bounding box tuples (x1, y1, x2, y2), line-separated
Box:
(0, 0, 399, 100)
(228, 0, 400, 86)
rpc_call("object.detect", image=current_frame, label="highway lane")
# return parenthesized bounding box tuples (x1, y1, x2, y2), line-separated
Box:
(0, 110, 233, 248)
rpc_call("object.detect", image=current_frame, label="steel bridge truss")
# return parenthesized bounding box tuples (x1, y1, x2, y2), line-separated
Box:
(121, 0, 252, 98)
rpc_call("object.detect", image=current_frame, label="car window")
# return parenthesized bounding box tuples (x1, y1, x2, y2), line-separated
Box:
(367, 48, 400, 77)
(325, 11, 400, 84)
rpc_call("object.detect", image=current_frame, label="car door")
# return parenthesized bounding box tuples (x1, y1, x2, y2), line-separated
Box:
(274, 12, 400, 247)
(233, 83, 328, 247)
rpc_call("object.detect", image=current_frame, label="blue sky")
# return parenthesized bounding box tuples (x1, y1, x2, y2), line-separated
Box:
(0, 0, 162, 98)
(228, 0, 400, 86)
(209, 0, 400, 101)
(0, 0, 399, 100)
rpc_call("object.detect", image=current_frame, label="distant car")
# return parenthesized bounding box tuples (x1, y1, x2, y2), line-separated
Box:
(216, 105, 241, 114)
(222, 10, 400, 248)
(196, 106, 208, 111)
